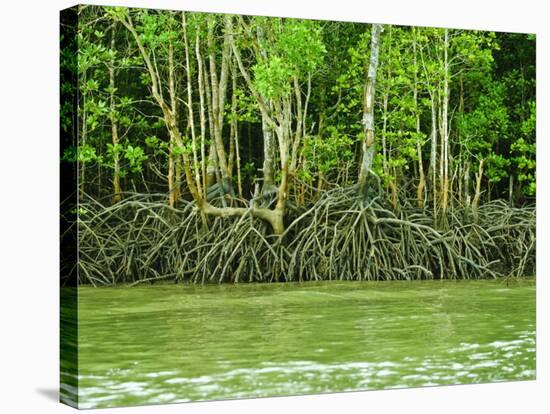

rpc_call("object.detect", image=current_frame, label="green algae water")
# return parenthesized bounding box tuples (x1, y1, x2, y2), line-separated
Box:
(63, 280, 535, 408)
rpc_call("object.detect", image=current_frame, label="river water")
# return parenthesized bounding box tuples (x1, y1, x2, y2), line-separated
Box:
(64, 279, 535, 408)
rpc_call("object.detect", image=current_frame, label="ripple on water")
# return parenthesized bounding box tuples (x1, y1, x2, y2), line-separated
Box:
(73, 280, 536, 408)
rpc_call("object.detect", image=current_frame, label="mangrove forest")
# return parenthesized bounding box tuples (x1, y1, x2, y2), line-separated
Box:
(60, 5, 536, 286)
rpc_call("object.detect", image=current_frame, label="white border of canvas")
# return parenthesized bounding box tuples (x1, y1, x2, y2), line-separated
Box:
(0, 0, 546, 412)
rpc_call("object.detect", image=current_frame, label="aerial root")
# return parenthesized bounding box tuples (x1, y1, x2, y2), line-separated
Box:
(71, 190, 535, 285)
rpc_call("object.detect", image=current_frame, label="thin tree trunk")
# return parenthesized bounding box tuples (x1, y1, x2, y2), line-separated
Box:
(119, 13, 201, 207)
(168, 140, 175, 207)
(358, 24, 382, 195)
(229, 63, 243, 197)
(207, 15, 231, 193)
(464, 160, 471, 207)
(168, 41, 181, 203)
(261, 110, 276, 191)
(450, 164, 458, 210)
(290, 75, 303, 174)
(473, 158, 484, 213)
(229, 18, 280, 198)
(227, 17, 292, 234)
(227, 74, 236, 179)
(256, 28, 276, 193)
(108, 24, 122, 204)
(458, 162, 463, 205)
(195, 32, 208, 198)
(234, 122, 243, 198)
(429, 93, 438, 213)
(119, 12, 296, 235)
(381, 26, 391, 178)
(412, 28, 425, 209)
(80, 71, 87, 199)
(204, 57, 218, 190)
(182, 12, 203, 199)
(441, 29, 450, 214)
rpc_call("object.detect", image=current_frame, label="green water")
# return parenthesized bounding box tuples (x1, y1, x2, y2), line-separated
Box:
(64, 280, 536, 409)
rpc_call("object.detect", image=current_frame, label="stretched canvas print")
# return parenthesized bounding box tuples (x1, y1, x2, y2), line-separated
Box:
(60, 3, 536, 409)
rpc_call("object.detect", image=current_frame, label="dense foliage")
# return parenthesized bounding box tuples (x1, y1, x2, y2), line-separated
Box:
(61, 6, 536, 285)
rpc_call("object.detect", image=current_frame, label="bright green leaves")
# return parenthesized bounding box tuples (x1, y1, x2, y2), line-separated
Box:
(84, 99, 108, 132)
(252, 18, 326, 99)
(82, 79, 99, 93)
(511, 137, 536, 196)
(104, 6, 129, 22)
(145, 136, 159, 149)
(72, 5, 535, 207)
(77, 37, 105, 74)
(460, 80, 509, 154)
(226, 87, 260, 123)
(136, 10, 179, 48)
(253, 56, 293, 99)
(301, 127, 354, 180)
(520, 101, 536, 138)
(512, 138, 536, 156)
(124, 145, 148, 173)
(77, 23, 120, 74)
(61, 145, 99, 163)
(486, 153, 511, 183)
(451, 30, 496, 73)
(516, 102, 536, 195)
(144, 136, 171, 158)
(171, 142, 194, 157)
(106, 143, 123, 157)
(276, 20, 326, 74)
(63, 142, 150, 176)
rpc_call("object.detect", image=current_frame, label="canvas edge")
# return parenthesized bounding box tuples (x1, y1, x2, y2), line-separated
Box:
(60, 4, 80, 410)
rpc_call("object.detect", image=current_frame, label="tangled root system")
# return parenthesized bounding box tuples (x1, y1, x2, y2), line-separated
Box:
(71, 190, 535, 286)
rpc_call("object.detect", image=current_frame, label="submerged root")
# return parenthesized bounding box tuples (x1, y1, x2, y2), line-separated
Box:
(72, 190, 535, 285)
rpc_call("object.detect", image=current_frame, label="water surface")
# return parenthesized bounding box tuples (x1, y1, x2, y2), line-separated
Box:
(65, 279, 535, 408)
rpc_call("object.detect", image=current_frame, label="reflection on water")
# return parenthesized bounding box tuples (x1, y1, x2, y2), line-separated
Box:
(65, 280, 535, 408)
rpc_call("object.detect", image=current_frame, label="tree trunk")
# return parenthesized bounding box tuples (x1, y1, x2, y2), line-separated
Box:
(234, 114, 243, 198)
(473, 158, 484, 213)
(412, 28, 425, 209)
(441, 29, 450, 214)
(167, 41, 181, 203)
(358, 24, 382, 195)
(207, 15, 232, 194)
(429, 93, 438, 213)
(261, 108, 276, 191)
(290, 74, 310, 175)
(119, 12, 294, 235)
(253, 18, 277, 194)
(464, 160, 471, 207)
(195, 32, 208, 198)
(416, 148, 426, 209)
(204, 55, 218, 190)
(80, 71, 87, 198)
(109, 24, 122, 204)
(182, 12, 203, 199)
(168, 140, 176, 207)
